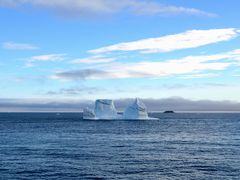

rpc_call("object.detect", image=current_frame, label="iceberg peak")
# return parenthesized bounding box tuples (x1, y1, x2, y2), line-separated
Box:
(123, 98, 149, 119)
(83, 107, 96, 120)
(94, 99, 118, 119)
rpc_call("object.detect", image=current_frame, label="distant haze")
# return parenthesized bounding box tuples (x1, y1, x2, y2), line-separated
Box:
(0, 97, 240, 112)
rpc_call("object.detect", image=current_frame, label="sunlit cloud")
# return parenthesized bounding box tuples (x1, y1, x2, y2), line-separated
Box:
(90, 28, 239, 54)
(30, 54, 66, 61)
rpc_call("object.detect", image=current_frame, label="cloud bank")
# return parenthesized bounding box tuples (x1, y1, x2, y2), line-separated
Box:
(0, 0, 216, 18)
(1, 97, 240, 112)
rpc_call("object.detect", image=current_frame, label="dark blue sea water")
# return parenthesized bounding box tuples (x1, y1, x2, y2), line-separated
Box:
(0, 113, 240, 179)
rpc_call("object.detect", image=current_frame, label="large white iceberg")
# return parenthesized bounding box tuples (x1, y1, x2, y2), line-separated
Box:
(123, 98, 149, 119)
(83, 98, 157, 120)
(94, 99, 118, 119)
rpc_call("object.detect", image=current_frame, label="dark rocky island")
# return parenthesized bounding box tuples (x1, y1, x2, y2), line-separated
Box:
(163, 111, 175, 113)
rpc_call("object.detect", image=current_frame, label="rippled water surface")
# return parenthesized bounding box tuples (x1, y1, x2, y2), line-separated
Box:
(1, 113, 240, 179)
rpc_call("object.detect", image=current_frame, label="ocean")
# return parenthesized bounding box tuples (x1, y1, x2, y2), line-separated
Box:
(0, 113, 240, 179)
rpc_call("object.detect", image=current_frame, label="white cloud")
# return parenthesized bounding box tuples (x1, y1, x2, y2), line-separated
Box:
(25, 54, 66, 67)
(2, 42, 38, 50)
(89, 28, 239, 54)
(0, 0, 216, 18)
(128, 1, 216, 17)
(71, 55, 115, 64)
(30, 54, 66, 61)
(53, 49, 240, 80)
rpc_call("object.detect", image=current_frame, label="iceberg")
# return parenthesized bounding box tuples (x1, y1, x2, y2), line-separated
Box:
(123, 98, 149, 119)
(82, 98, 157, 120)
(83, 107, 96, 120)
(94, 99, 118, 119)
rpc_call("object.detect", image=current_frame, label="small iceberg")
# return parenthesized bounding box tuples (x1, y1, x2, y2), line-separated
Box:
(83, 98, 157, 120)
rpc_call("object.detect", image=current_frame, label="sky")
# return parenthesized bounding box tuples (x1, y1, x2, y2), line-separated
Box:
(0, 0, 240, 111)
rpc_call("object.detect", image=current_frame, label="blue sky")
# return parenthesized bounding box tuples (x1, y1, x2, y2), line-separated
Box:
(0, 0, 240, 102)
